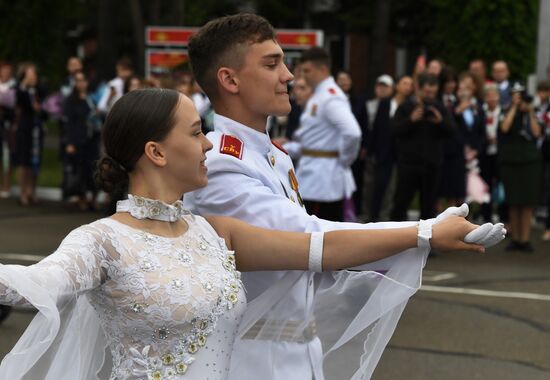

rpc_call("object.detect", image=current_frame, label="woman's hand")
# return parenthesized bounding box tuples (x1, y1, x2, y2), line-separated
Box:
(431, 216, 485, 253)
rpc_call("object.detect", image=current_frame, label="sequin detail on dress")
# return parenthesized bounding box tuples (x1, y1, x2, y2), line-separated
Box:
(116, 194, 191, 222)
(0, 213, 246, 380)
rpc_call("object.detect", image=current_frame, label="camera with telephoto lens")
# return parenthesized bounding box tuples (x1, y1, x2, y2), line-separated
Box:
(510, 82, 533, 104)
(521, 92, 533, 104)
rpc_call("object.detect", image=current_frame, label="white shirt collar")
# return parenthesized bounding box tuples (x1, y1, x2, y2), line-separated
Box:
(498, 80, 509, 90)
(314, 76, 336, 94)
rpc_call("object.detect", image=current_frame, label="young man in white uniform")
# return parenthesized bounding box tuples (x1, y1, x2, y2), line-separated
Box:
(184, 14, 504, 380)
(285, 47, 361, 221)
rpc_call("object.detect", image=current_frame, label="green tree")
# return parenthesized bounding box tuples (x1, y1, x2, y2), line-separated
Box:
(0, 0, 84, 87)
(392, 0, 539, 78)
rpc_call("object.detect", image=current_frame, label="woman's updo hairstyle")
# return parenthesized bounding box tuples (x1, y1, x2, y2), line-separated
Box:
(95, 88, 181, 206)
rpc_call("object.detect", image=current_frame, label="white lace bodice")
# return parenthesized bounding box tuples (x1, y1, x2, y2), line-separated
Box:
(0, 214, 246, 380)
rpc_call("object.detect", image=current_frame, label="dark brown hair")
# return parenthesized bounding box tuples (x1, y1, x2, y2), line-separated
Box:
(188, 13, 276, 102)
(299, 47, 331, 69)
(95, 88, 181, 205)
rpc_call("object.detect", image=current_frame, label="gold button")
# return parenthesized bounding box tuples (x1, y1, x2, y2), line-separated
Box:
(270, 156, 275, 165)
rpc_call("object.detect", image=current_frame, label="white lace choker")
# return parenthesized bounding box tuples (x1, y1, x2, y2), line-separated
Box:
(116, 194, 188, 222)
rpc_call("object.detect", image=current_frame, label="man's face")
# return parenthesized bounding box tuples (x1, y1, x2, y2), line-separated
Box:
(492, 62, 509, 83)
(300, 61, 326, 89)
(67, 58, 82, 75)
(427, 60, 442, 76)
(469, 61, 486, 79)
(234, 40, 294, 117)
(374, 83, 393, 99)
(292, 78, 312, 107)
(395, 76, 413, 97)
(538, 89, 550, 104)
(117, 65, 133, 81)
(336, 72, 352, 94)
(420, 83, 438, 101)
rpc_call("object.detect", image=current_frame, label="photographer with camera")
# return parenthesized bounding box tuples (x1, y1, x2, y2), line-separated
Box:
(390, 73, 454, 220)
(499, 83, 542, 252)
(439, 72, 486, 210)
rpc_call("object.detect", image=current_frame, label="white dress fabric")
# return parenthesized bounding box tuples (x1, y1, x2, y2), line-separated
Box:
(0, 214, 246, 380)
(185, 115, 429, 380)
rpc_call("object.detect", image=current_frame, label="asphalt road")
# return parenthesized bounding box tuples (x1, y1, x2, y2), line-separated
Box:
(1, 197, 549, 379)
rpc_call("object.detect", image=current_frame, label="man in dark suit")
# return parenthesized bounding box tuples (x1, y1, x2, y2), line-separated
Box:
(368, 75, 414, 221)
(390, 73, 454, 220)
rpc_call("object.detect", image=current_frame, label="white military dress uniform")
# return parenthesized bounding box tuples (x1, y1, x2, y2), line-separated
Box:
(287, 76, 361, 203)
(184, 114, 427, 380)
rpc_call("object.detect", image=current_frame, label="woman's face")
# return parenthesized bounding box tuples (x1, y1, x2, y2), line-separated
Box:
(457, 77, 474, 100)
(74, 72, 88, 93)
(484, 89, 499, 109)
(23, 67, 37, 87)
(443, 79, 456, 95)
(128, 78, 142, 92)
(158, 95, 213, 193)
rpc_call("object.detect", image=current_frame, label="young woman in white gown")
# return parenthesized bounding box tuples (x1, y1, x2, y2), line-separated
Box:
(0, 89, 503, 380)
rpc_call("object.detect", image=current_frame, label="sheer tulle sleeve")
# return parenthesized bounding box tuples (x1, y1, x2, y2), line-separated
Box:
(237, 223, 429, 380)
(0, 225, 109, 379)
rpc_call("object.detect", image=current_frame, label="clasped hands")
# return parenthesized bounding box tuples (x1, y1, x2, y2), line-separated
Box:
(425, 204, 506, 252)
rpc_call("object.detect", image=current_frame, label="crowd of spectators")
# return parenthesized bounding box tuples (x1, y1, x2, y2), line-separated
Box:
(284, 57, 550, 253)
(0, 53, 549, 252)
(0, 56, 213, 211)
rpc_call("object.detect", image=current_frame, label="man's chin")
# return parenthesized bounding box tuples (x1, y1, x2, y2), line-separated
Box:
(272, 104, 292, 116)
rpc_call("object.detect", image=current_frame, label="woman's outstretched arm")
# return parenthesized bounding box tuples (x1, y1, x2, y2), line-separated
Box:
(206, 215, 485, 272)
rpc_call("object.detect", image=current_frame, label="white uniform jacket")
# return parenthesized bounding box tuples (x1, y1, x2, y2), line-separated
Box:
(289, 76, 362, 202)
(185, 114, 426, 380)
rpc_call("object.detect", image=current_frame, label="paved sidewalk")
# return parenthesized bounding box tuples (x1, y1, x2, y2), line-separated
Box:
(1, 198, 549, 379)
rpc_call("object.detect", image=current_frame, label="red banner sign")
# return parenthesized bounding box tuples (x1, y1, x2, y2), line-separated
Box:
(146, 27, 197, 47)
(146, 27, 323, 49)
(145, 49, 189, 77)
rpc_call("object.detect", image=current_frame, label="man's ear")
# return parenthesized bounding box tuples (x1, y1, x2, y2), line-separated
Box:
(144, 141, 167, 167)
(217, 67, 239, 95)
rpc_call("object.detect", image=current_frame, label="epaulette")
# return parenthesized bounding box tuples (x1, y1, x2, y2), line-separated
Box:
(219, 134, 243, 160)
(271, 140, 288, 155)
(328, 88, 337, 95)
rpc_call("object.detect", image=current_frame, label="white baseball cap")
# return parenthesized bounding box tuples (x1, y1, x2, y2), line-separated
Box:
(376, 74, 394, 87)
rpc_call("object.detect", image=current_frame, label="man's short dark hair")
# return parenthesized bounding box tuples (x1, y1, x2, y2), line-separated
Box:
(299, 47, 331, 69)
(418, 73, 439, 88)
(188, 13, 276, 101)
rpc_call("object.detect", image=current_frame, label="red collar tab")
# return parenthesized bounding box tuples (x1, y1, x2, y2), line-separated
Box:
(272, 140, 288, 155)
(220, 134, 244, 160)
(328, 88, 337, 95)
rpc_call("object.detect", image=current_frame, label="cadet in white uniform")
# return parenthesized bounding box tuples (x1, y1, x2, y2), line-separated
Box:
(184, 14, 505, 380)
(287, 48, 361, 221)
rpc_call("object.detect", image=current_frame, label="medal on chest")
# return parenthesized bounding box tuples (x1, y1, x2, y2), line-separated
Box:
(288, 169, 304, 207)
(310, 103, 317, 116)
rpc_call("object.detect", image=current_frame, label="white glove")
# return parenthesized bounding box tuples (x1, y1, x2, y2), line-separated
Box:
(464, 222, 506, 248)
(429, 203, 506, 248)
(434, 203, 469, 222)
